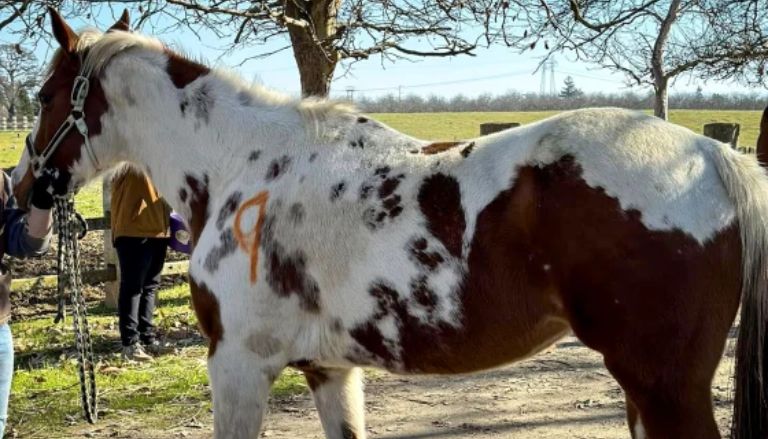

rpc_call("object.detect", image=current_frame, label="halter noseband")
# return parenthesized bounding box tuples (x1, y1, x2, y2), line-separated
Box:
(27, 66, 101, 178)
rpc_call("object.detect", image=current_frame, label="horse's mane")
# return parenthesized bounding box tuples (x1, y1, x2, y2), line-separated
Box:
(45, 28, 104, 77)
(59, 29, 355, 135)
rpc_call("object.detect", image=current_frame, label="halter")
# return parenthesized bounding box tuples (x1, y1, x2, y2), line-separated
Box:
(27, 65, 100, 178)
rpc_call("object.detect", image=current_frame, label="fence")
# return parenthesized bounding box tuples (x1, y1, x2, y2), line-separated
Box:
(0, 116, 38, 132)
(8, 119, 756, 306)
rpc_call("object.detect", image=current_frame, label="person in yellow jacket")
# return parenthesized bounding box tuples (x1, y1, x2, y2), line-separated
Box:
(110, 168, 170, 361)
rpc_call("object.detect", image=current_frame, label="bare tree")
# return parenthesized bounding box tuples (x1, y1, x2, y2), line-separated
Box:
(0, 44, 39, 122)
(2, 1, 508, 98)
(510, 0, 768, 119)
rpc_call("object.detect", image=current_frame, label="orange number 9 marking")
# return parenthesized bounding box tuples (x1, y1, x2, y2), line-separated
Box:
(233, 191, 269, 283)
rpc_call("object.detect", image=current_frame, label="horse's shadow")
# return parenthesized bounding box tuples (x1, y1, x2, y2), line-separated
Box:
(377, 411, 624, 438)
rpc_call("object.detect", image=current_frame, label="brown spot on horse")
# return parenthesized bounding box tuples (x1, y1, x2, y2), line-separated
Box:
(421, 141, 462, 155)
(266, 155, 292, 181)
(378, 176, 403, 199)
(260, 215, 321, 312)
(204, 229, 237, 272)
(184, 173, 210, 245)
(217, 191, 242, 229)
(408, 237, 444, 271)
(330, 182, 347, 201)
(288, 203, 305, 225)
(189, 279, 224, 357)
(264, 243, 321, 313)
(165, 50, 210, 89)
(410, 276, 438, 310)
(417, 173, 466, 258)
(460, 142, 475, 158)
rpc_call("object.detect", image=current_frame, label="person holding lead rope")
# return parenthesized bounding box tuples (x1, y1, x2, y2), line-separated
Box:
(0, 165, 68, 436)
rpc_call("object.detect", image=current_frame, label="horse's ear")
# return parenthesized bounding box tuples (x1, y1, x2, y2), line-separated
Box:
(108, 9, 131, 32)
(48, 7, 78, 55)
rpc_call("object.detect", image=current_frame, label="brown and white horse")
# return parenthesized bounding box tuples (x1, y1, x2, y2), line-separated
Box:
(15, 9, 768, 439)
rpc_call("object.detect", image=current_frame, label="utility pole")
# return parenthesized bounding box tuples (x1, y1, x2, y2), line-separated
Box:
(345, 86, 355, 102)
(549, 59, 558, 96)
(539, 58, 557, 96)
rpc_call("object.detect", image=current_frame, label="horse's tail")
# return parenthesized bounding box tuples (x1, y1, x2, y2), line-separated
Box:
(709, 141, 768, 438)
(757, 105, 768, 164)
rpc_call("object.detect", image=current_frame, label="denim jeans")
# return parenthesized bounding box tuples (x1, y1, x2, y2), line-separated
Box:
(0, 323, 13, 437)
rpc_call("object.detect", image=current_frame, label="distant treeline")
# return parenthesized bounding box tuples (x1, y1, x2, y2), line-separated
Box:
(355, 90, 768, 113)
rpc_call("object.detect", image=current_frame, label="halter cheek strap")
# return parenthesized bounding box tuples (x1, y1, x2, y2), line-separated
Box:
(28, 71, 101, 178)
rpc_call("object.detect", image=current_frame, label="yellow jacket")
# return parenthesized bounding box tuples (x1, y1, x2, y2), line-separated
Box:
(110, 170, 170, 241)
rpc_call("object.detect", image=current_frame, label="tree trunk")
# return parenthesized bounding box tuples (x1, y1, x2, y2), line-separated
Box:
(650, 0, 680, 121)
(653, 80, 668, 120)
(284, 0, 341, 98)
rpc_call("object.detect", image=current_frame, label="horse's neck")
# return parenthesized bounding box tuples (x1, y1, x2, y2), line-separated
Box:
(100, 63, 310, 214)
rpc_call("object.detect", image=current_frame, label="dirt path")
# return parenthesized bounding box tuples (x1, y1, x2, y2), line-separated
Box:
(71, 334, 736, 439)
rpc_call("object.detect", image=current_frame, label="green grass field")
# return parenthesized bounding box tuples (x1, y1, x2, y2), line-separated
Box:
(9, 284, 309, 438)
(373, 110, 763, 146)
(1, 109, 763, 437)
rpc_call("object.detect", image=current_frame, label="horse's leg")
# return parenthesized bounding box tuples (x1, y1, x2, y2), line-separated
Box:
(208, 340, 281, 439)
(604, 345, 722, 439)
(301, 366, 366, 439)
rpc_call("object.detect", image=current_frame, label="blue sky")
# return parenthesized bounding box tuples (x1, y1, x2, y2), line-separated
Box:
(1, 5, 762, 100)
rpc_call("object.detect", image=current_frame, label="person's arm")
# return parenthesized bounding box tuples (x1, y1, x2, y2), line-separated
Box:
(5, 169, 68, 258)
(4, 206, 51, 258)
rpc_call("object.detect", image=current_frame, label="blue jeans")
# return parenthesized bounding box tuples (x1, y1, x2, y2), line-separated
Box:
(0, 324, 13, 437)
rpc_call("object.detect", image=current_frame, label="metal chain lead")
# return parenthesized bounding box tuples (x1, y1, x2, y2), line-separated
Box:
(54, 197, 98, 423)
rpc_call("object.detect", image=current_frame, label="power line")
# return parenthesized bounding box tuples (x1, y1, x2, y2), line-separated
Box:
(557, 69, 623, 84)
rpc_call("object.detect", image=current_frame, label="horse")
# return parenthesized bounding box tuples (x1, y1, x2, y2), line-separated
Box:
(14, 9, 768, 439)
(757, 106, 768, 165)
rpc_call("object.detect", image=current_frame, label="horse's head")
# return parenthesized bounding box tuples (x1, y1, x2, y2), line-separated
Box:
(13, 8, 130, 208)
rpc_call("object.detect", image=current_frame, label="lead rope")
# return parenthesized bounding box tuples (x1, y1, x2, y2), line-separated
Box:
(54, 196, 98, 423)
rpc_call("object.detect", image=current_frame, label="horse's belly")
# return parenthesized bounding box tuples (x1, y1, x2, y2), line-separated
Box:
(346, 303, 571, 375)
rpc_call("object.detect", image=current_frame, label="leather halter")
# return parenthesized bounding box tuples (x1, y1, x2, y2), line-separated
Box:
(26, 68, 100, 178)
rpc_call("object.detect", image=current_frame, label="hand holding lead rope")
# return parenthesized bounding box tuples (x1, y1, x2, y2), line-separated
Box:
(31, 168, 70, 210)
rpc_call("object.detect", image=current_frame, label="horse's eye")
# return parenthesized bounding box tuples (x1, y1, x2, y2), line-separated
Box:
(37, 93, 52, 107)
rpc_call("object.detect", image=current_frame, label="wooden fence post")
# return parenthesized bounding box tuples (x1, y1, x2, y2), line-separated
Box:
(703, 123, 740, 149)
(102, 177, 119, 309)
(480, 122, 520, 135)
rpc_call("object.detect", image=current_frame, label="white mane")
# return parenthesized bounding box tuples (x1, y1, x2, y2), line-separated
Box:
(71, 29, 355, 130)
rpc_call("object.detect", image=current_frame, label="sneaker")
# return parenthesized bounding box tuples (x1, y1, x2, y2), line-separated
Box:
(122, 343, 153, 362)
(142, 339, 175, 355)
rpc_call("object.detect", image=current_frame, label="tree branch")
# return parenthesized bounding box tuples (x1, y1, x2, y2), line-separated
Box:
(0, 0, 33, 32)
(568, 0, 665, 31)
